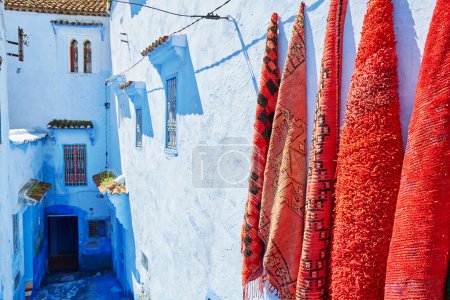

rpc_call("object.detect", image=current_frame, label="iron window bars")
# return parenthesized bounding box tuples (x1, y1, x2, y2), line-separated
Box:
(64, 145, 87, 185)
(136, 108, 142, 147)
(166, 77, 177, 151)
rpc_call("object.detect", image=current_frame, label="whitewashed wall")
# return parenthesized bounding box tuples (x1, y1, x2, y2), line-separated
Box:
(0, 3, 12, 299)
(4, 10, 111, 130)
(109, 1, 435, 299)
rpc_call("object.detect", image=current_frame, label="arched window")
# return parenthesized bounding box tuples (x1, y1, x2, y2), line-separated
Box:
(70, 40, 78, 73)
(84, 40, 92, 73)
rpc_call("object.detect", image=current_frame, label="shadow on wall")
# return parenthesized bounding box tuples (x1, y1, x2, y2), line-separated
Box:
(129, 0, 146, 17)
(109, 193, 139, 298)
(134, 88, 154, 137)
(147, 2, 327, 105)
(177, 46, 203, 115)
(148, 36, 203, 116)
(138, 89, 155, 137)
(124, 204, 139, 298)
(110, 192, 141, 298)
(120, 92, 132, 119)
(205, 289, 222, 300)
(393, 0, 422, 147)
(124, 82, 155, 137)
(194, 10, 301, 85)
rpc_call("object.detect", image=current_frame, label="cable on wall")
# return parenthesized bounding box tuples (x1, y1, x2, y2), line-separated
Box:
(111, 0, 229, 19)
(114, 0, 232, 75)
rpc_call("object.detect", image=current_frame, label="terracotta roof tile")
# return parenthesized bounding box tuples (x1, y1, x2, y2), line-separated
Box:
(51, 20, 103, 27)
(119, 81, 134, 90)
(48, 119, 93, 129)
(26, 180, 51, 202)
(5, 0, 109, 16)
(141, 36, 169, 56)
(93, 171, 127, 195)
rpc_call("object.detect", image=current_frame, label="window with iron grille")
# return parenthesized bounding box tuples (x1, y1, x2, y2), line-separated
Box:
(88, 220, 107, 238)
(64, 145, 87, 186)
(136, 108, 142, 148)
(83, 40, 92, 73)
(12, 214, 19, 256)
(166, 77, 177, 151)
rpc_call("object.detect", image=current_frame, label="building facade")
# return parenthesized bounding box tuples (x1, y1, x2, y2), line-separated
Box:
(108, 0, 436, 299)
(1, 0, 124, 299)
(0, 0, 439, 299)
(0, 2, 12, 299)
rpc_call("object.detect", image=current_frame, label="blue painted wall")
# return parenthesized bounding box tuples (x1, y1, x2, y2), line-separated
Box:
(107, 193, 138, 297)
(45, 204, 112, 272)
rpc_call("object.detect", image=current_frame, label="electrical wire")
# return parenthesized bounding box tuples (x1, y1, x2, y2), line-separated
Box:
(111, 0, 228, 19)
(117, 56, 145, 75)
(115, 0, 232, 75)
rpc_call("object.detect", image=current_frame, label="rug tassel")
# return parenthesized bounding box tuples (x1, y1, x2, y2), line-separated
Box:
(262, 274, 280, 298)
(243, 276, 264, 300)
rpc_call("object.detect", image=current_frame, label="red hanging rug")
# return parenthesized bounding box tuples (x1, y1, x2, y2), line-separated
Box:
(241, 12, 280, 300)
(296, 0, 347, 299)
(259, 3, 307, 299)
(330, 0, 403, 298)
(384, 0, 450, 298)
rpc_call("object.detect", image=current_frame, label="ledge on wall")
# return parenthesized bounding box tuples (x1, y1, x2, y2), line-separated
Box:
(142, 35, 203, 116)
(51, 20, 105, 40)
(47, 119, 95, 145)
(19, 179, 52, 205)
(142, 35, 186, 74)
(9, 128, 47, 145)
(121, 81, 154, 138)
(121, 81, 147, 105)
(92, 171, 127, 195)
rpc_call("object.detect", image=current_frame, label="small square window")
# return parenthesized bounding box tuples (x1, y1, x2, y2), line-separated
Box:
(136, 108, 142, 148)
(88, 220, 107, 238)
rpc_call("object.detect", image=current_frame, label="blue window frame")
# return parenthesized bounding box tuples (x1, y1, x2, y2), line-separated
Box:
(136, 108, 142, 148)
(165, 76, 177, 152)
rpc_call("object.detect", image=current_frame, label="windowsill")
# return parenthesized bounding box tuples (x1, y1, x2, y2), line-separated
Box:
(165, 148, 178, 157)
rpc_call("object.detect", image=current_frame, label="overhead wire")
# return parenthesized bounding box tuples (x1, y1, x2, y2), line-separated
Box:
(115, 0, 232, 75)
(111, 0, 229, 19)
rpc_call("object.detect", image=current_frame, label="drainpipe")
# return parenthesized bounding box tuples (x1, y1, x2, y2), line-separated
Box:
(104, 80, 110, 169)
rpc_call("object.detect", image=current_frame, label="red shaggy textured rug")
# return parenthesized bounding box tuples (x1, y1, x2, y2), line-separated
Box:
(259, 3, 307, 299)
(330, 0, 403, 298)
(241, 12, 280, 300)
(296, 0, 348, 298)
(384, 0, 450, 298)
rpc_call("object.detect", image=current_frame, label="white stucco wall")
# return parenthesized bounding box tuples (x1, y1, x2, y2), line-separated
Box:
(109, 0, 437, 299)
(0, 3, 12, 299)
(4, 10, 112, 130)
